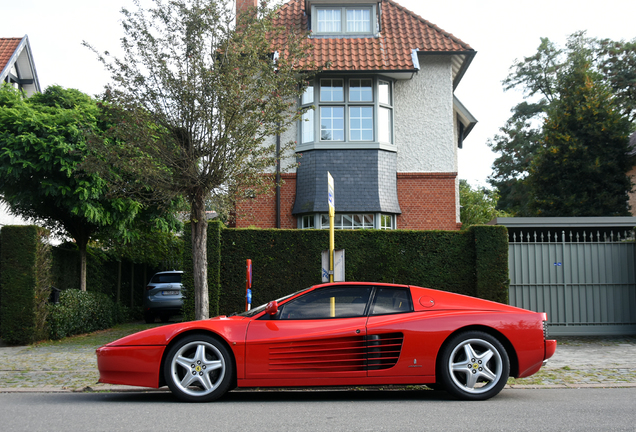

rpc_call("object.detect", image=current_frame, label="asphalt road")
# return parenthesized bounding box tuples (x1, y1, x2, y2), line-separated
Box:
(1, 388, 635, 432)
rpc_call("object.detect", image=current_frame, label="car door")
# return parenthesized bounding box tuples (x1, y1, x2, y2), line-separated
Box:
(365, 286, 435, 378)
(244, 285, 372, 380)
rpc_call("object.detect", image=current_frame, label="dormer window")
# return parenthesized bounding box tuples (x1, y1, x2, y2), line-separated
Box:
(312, 5, 376, 35)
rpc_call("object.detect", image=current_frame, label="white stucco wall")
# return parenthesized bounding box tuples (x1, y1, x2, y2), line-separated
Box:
(395, 55, 456, 173)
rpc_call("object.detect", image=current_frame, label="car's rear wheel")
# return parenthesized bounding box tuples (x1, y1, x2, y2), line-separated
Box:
(163, 334, 233, 402)
(438, 331, 509, 401)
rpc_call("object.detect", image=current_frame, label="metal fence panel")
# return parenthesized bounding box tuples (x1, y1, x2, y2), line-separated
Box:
(508, 230, 636, 336)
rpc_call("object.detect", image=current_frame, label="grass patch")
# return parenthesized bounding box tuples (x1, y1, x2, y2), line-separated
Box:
(27, 322, 168, 350)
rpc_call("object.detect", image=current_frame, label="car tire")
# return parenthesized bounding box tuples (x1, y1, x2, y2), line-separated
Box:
(163, 334, 234, 402)
(438, 331, 509, 401)
(144, 312, 155, 324)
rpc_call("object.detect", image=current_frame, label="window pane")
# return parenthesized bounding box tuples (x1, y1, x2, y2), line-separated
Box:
(317, 9, 341, 33)
(279, 286, 373, 319)
(371, 288, 411, 315)
(364, 214, 374, 227)
(346, 9, 371, 33)
(379, 80, 391, 105)
(320, 79, 344, 102)
(302, 215, 314, 229)
(321, 214, 329, 227)
(302, 109, 314, 143)
(381, 214, 393, 230)
(349, 106, 373, 141)
(302, 82, 314, 105)
(379, 107, 391, 143)
(353, 214, 363, 228)
(349, 79, 373, 102)
(321, 107, 344, 141)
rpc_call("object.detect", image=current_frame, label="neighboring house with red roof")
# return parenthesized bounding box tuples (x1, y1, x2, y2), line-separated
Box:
(0, 35, 40, 96)
(235, 0, 476, 231)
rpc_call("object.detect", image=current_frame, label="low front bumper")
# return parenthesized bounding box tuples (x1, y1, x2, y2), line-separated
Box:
(96, 345, 166, 388)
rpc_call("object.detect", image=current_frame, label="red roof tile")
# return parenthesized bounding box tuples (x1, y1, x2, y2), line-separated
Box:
(272, 0, 473, 71)
(0, 38, 23, 75)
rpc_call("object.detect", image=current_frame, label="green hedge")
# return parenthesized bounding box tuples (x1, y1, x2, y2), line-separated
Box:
(216, 223, 508, 316)
(0, 226, 51, 344)
(47, 289, 129, 340)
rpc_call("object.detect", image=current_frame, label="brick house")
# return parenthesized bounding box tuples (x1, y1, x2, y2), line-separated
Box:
(0, 35, 40, 96)
(235, 0, 476, 230)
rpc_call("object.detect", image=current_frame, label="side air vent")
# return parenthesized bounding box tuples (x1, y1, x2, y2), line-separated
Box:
(268, 333, 403, 373)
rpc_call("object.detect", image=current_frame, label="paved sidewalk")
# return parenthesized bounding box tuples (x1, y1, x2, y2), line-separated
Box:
(0, 335, 634, 393)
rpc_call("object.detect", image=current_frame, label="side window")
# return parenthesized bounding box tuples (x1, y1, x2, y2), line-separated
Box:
(370, 288, 412, 315)
(278, 286, 372, 320)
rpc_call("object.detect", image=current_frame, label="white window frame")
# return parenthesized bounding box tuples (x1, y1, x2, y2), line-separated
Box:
(299, 213, 396, 230)
(312, 5, 377, 35)
(299, 77, 394, 147)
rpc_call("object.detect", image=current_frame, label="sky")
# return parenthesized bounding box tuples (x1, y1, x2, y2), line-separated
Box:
(3, 0, 636, 187)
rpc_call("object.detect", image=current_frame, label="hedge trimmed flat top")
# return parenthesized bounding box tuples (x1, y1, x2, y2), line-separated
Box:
(96, 282, 556, 401)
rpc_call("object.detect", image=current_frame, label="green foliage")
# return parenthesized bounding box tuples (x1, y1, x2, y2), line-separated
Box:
(459, 180, 510, 228)
(530, 57, 633, 216)
(215, 225, 508, 316)
(488, 32, 636, 215)
(0, 85, 143, 240)
(47, 289, 128, 340)
(0, 226, 51, 344)
(473, 225, 509, 303)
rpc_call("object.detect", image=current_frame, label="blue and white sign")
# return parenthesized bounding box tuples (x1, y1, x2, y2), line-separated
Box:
(327, 171, 334, 210)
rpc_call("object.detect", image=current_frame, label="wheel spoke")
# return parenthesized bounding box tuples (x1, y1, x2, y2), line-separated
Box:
(465, 370, 479, 389)
(175, 355, 194, 371)
(179, 370, 197, 388)
(206, 359, 223, 371)
(479, 365, 497, 382)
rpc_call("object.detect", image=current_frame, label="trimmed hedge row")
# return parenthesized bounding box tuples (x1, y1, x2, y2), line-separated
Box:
(0, 226, 51, 344)
(47, 289, 128, 340)
(182, 222, 509, 317)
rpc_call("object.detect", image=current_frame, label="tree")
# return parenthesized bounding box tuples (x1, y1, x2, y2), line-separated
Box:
(0, 85, 174, 291)
(84, 0, 322, 319)
(459, 180, 509, 228)
(529, 56, 633, 216)
(488, 32, 636, 215)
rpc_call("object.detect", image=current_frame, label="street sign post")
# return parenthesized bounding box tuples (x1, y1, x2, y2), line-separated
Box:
(328, 172, 335, 283)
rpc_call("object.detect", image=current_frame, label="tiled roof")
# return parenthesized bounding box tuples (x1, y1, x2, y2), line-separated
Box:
(0, 38, 22, 75)
(272, 0, 473, 71)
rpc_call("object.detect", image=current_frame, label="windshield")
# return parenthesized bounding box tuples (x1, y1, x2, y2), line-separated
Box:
(236, 287, 313, 318)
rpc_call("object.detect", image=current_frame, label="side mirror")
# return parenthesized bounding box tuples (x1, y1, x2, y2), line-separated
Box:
(265, 300, 278, 316)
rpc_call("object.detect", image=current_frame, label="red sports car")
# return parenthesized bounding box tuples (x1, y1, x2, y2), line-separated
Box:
(96, 282, 557, 401)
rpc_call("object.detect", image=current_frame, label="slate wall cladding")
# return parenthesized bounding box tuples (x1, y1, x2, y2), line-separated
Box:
(292, 149, 401, 215)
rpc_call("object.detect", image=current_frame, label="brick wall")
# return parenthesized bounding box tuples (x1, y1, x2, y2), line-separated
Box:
(396, 172, 460, 231)
(235, 172, 460, 231)
(235, 173, 297, 229)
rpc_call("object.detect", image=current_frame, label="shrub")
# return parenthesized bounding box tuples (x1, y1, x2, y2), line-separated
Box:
(47, 289, 127, 340)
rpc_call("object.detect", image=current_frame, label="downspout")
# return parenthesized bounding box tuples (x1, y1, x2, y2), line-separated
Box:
(276, 123, 281, 228)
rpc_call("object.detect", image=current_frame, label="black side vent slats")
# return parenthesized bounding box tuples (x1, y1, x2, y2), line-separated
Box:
(268, 333, 404, 372)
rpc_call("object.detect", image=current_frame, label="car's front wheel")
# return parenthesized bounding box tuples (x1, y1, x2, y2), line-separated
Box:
(438, 331, 509, 401)
(163, 334, 234, 402)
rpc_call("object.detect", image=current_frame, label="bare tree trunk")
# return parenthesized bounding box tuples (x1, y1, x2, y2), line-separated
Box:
(78, 240, 87, 292)
(130, 262, 135, 308)
(116, 261, 121, 303)
(192, 192, 209, 320)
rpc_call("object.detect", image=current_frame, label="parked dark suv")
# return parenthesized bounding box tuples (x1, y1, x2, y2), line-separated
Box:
(143, 271, 183, 323)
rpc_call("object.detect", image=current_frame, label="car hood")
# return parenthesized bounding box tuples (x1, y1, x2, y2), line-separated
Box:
(102, 315, 247, 347)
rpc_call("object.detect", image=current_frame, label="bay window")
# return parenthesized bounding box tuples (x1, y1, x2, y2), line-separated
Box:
(300, 77, 394, 146)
